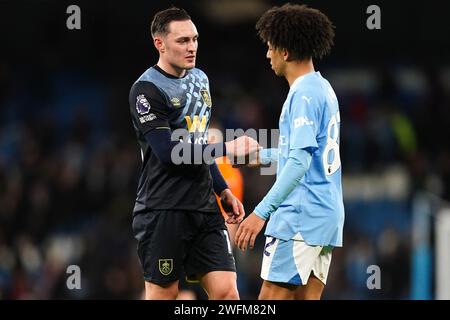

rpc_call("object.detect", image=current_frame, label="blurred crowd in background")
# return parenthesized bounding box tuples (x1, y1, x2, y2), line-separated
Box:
(1, 0, 450, 299)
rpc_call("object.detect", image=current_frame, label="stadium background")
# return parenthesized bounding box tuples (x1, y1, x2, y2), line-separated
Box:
(1, 0, 450, 299)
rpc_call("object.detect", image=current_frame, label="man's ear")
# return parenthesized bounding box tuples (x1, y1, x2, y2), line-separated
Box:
(154, 37, 165, 53)
(283, 49, 289, 61)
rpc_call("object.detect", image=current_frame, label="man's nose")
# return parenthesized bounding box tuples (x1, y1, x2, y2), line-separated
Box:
(187, 40, 196, 52)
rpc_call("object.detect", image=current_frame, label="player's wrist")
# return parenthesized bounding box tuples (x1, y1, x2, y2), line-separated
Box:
(259, 148, 277, 165)
(253, 208, 268, 221)
(220, 188, 232, 199)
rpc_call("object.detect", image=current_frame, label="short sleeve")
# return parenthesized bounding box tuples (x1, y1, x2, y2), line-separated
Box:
(289, 91, 321, 152)
(129, 81, 171, 135)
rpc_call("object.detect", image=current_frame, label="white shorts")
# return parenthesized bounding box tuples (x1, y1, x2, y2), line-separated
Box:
(260, 236, 332, 286)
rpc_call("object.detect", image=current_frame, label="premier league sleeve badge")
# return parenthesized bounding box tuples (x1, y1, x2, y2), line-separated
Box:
(136, 94, 151, 115)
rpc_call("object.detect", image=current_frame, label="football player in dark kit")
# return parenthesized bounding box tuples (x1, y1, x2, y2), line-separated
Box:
(129, 7, 260, 300)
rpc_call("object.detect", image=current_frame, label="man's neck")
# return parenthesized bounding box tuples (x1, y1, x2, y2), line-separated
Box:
(285, 60, 315, 87)
(156, 60, 186, 78)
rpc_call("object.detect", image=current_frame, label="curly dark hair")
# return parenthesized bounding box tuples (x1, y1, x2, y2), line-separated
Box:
(256, 3, 335, 61)
(151, 7, 191, 38)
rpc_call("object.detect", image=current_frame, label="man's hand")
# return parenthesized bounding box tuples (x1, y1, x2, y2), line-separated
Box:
(220, 189, 245, 224)
(225, 136, 261, 159)
(235, 212, 266, 252)
(247, 149, 262, 167)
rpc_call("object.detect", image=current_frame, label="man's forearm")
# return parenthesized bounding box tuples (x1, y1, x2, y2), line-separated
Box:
(144, 129, 226, 165)
(254, 148, 312, 220)
(210, 161, 228, 194)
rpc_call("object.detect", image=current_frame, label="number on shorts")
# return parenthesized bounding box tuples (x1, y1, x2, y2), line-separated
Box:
(263, 237, 276, 257)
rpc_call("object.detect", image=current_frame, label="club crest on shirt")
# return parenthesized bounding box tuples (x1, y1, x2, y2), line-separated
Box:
(200, 89, 212, 108)
(136, 94, 151, 115)
(159, 259, 173, 276)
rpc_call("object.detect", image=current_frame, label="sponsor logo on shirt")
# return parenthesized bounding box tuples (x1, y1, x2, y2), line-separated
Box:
(185, 115, 207, 132)
(294, 116, 314, 128)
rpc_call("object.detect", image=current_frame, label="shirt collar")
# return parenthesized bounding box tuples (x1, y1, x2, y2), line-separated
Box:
(290, 71, 319, 90)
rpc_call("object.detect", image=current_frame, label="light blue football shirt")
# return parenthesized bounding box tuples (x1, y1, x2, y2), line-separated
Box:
(264, 71, 345, 247)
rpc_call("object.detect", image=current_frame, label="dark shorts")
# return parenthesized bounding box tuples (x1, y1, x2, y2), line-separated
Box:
(132, 210, 236, 284)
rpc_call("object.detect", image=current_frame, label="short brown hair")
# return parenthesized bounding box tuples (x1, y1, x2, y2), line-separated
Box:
(151, 7, 191, 38)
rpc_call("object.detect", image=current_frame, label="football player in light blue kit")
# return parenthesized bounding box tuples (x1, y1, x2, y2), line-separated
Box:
(236, 4, 344, 300)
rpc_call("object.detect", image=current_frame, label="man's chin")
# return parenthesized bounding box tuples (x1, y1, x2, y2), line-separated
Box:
(184, 62, 196, 70)
(271, 67, 281, 76)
